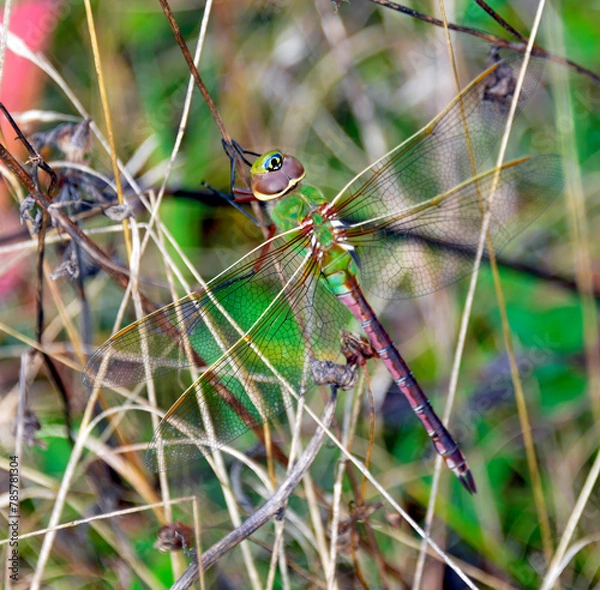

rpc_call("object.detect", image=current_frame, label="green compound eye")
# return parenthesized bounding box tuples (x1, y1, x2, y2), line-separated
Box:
(266, 153, 283, 171)
(251, 150, 285, 176)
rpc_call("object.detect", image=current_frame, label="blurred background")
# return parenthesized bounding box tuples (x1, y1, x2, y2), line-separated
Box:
(0, 0, 599, 588)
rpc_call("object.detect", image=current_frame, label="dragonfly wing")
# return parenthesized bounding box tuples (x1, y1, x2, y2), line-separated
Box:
(144, 253, 353, 472)
(83, 295, 207, 389)
(333, 54, 542, 225)
(346, 155, 563, 299)
(83, 230, 311, 389)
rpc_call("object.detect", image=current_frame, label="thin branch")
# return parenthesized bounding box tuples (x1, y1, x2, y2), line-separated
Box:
(0, 138, 155, 314)
(171, 387, 339, 589)
(472, 0, 529, 43)
(1, 194, 595, 301)
(156, 0, 271, 237)
(368, 0, 600, 85)
(0, 104, 76, 444)
(156, 0, 230, 144)
(466, 0, 555, 561)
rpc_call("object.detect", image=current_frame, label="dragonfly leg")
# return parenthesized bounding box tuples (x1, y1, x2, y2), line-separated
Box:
(201, 180, 276, 273)
(232, 187, 257, 203)
(222, 138, 261, 197)
(201, 182, 259, 225)
(252, 223, 277, 273)
(221, 138, 260, 167)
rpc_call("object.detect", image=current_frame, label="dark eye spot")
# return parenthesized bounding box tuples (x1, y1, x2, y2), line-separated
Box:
(267, 154, 283, 171)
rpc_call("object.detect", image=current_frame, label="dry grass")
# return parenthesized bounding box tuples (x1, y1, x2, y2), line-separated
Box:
(1, 0, 599, 588)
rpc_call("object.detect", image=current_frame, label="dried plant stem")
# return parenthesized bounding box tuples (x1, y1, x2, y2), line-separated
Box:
(157, 0, 229, 144)
(472, 0, 529, 43)
(414, 0, 466, 584)
(171, 387, 339, 590)
(416, 0, 554, 584)
(483, 0, 554, 563)
(146, 0, 214, 256)
(0, 143, 154, 309)
(538, 9, 600, 588)
(540, 447, 600, 589)
(0, 0, 13, 87)
(31, 376, 102, 588)
(549, 0, 600, 437)
(83, 0, 131, 260)
(156, 0, 271, 239)
(368, 0, 600, 84)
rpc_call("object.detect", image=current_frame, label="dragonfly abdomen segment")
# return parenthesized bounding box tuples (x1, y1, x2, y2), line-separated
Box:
(335, 274, 476, 493)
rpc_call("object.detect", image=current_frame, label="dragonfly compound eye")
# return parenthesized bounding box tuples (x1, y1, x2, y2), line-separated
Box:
(251, 152, 306, 201)
(266, 153, 283, 171)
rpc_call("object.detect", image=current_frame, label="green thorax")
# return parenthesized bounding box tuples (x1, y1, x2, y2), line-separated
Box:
(268, 184, 326, 231)
(269, 184, 359, 296)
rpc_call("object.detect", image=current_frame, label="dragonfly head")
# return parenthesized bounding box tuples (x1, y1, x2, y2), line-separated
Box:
(250, 150, 305, 201)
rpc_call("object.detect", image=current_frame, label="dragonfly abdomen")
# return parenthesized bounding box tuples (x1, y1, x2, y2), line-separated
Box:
(335, 275, 476, 494)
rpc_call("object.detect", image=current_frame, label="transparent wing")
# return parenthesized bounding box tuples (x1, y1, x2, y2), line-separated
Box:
(332, 55, 542, 224)
(144, 253, 354, 472)
(82, 225, 354, 472)
(345, 155, 563, 298)
(83, 230, 313, 389)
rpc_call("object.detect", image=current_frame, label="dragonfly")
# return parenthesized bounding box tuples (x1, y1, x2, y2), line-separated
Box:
(84, 56, 563, 494)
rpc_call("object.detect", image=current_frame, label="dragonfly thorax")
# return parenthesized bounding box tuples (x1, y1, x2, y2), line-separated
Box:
(266, 183, 359, 296)
(250, 150, 359, 296)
